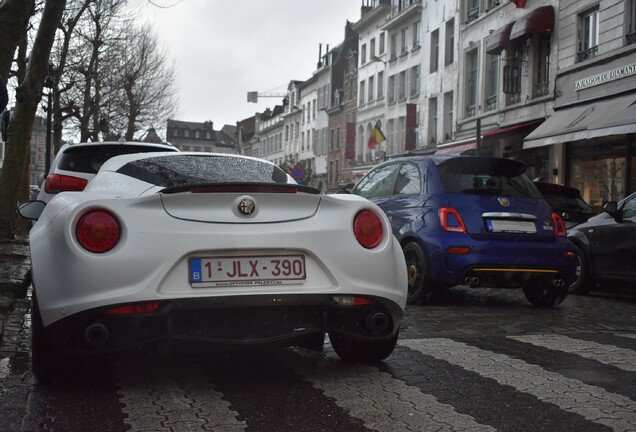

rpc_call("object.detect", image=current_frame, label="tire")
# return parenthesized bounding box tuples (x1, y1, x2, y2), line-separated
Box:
(31, 294, 67, 383)
(569, 244, 591, 294)
(522, 282, 568, 308)
(403, 242, 436, 305)
(329, 330, 399, 363)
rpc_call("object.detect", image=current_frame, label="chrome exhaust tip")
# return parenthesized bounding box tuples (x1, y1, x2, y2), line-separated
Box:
(84, 323, 109, 346)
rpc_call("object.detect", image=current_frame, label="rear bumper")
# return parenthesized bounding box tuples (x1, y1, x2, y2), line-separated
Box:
(42, 294, 403, 356)
(426, 237, 577, 288)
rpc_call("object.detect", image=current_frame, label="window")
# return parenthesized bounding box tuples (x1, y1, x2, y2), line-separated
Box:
(430, 29, 439, 73)
(428, 97, 438, 146)
(465, 49, 479, 117)
(467, 0, 480, 22)
(413, 21, 421, 48)
(377, 71, 384, 98)
(353, 163, 400, 199)
(195, 130, 200, 138)
(443, 91, 454, 142)
(503, 47, 521, 104)
(578, 7, 599, 62)
(401, 28, 408, 54)
(410, 65, 419, 97)
(359, 80, 366, 105)
(336, 127, 340, 150)
(390, 33, 398, 59)
(533, 35, 551, 98)
(361, 43, 367, 64)
(485, 54, 499, 111)
(368, 75, 375, 101)
(379, 32, 385, 54)
(370, 38, 376, 58)
(445, 19, 455, 65)
(184, 129, 189, 137)
(398, 71, 406, 100)
(388, 75, 396, 103)
(396, 163, 421, 195)
(628, 0, 636, 44)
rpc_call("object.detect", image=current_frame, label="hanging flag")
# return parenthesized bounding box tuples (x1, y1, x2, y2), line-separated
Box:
(367, 123, 386, 150)
(509, 0, 526, 8)
(405, 104, 417, 151)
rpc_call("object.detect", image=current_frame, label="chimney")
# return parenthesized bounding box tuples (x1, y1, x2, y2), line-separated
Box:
(317, 43, 323, 69)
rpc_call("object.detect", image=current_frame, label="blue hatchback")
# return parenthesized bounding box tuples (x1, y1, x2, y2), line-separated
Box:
(351, 155, 577, 307)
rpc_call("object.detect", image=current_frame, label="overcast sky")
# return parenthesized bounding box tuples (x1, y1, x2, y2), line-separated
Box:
(134, 0, 363, 129)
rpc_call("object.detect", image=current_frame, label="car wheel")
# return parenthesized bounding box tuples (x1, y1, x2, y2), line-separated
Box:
(522, 282, 568, 308)
(570, 244, 591, 294)
(31, 294, 67, 383)
(329, 331, 399, 363)
(403, 242, 435, 305)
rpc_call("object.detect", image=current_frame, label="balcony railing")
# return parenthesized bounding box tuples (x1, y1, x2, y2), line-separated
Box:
(577, 46, 598, 62)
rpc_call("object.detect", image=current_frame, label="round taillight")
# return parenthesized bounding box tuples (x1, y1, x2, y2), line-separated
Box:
(76, 210, 121, 253)
(353, 209, 383, 249)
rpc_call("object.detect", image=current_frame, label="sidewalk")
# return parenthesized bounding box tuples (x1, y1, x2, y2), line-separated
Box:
(0, 241, 31, 344)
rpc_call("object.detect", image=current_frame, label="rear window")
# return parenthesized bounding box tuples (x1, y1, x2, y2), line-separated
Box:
(57, 145, 177, 174)
(117, 154, 290, 187)
(438, 157, 541, 198)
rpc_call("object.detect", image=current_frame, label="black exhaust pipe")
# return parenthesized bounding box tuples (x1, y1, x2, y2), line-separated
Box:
(365, 312, 390, 334)
(84, 323, 109, 346)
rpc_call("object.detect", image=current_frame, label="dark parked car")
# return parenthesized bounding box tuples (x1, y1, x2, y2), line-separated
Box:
(534, 181, 594, 228)
(350, 155, 577, 307)
(568, 191, 636, 293)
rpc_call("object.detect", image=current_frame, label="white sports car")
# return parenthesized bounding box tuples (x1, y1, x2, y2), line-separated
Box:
(19, 152, 407, 382)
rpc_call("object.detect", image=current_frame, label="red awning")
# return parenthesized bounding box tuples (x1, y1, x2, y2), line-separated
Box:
(435, 119, 543, 155)
(486, 22, 515, 55)
(510, 6, 555, 41)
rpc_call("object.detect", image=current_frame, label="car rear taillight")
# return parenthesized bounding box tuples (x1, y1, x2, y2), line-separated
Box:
(44, 174, 88, 194)
(353, 209, 383, 249)
(76, 209, 121, 253)
(551, 213, 567, 237)
(332, 295, 374, 306)
(439, 208, 467, 233)
(104, 302, 160, 315)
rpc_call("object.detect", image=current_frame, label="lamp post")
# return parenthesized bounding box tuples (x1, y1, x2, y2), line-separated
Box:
(43, 68, 54, 174)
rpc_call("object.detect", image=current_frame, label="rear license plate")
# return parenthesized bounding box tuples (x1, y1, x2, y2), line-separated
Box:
(486, 219, 537, 233)
(189, 255, 306, 287)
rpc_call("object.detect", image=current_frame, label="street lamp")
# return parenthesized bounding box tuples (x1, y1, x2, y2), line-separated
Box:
(43, 67, 54, 175)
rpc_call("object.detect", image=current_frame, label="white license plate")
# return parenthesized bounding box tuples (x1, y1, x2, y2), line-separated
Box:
(189, 255, 306, 287)
(487, 219, 537, 233)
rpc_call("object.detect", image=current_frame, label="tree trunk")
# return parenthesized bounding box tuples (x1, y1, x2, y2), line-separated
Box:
(0, 0, 34, 80)
(0, 0, 67, 240)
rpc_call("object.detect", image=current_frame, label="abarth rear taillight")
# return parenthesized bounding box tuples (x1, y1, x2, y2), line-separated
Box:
(76, 209, 121, 253)
(353, 209, 383, 249)
(439, 208, 467, 233)
(551, 213, 567, 237)
(44, 174, 88, 194)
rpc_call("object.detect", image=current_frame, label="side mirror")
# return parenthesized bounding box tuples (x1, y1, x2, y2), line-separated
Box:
(603, 201, 619, 219)
(17, 200, 46, 221)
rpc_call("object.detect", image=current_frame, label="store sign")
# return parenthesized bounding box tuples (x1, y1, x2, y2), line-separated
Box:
(575, 62, 636, 91)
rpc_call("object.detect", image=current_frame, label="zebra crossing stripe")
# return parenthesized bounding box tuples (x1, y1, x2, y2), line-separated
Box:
(293, 348, 496, 432)
(509, 334, 636, 372)
(401, 338, 636, 432)
(115, 359, 247, 432)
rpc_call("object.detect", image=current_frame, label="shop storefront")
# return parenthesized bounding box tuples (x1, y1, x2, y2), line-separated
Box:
(523, 50, 636, 214)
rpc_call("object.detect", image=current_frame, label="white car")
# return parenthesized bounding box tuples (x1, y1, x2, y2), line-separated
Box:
(38, 140, 179, 203)
(19, 152, 407, 382)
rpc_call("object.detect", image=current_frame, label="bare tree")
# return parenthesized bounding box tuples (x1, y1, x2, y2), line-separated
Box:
(106, 22, 178, 140)
(0, 0, 67, 240)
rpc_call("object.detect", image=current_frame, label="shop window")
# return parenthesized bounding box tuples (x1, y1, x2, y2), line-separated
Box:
(570, 155, 626, 214)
